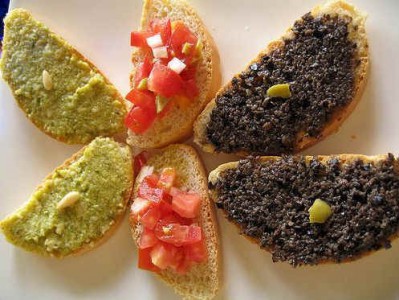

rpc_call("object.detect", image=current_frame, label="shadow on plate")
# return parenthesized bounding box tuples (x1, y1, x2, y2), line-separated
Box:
(13, 216, 135, 295)
(221, 214, 399, 300)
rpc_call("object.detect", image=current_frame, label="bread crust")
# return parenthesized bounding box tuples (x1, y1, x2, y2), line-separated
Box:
(194, 0, 369, 156)
(129, 144, 221, 299)
(126, 0, 221, 149)
(1, 9, 127, 145)
(0, 139, 133, 258)
(209, 154, 399, 265)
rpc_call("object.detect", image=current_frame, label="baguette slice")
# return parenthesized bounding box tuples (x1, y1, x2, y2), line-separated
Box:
(126, 0, 220, 149)
(195, 0, 369, 156)
(130, 144, 221, 299)
(1, 9, 127, 144)
(0, 137, 133, 257)
(209, 154, 399, 266)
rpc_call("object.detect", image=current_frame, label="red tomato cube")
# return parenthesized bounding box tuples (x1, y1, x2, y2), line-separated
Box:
(133, 56, 153, 88)
(155, 223, 202, 246)
(124, 106, 156, 134)
(150, 242, 178, 270)
(138, 186, 168, 204)
(159, 200, 173, 216)
(184, 239, 207, 263)
(140, 207, 161, 229)
(130, 31, 151, 48)
(138, 228, 158, 249)
(150, 18, 172, 45)
(172, 191, 202, 218)
(138, 247, 160, 272)
(148, 62, 184, 98)
(170, 21, 198, 57)
(125, 89, 156, 113)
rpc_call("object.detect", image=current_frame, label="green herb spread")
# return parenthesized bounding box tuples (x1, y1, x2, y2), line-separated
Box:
(0, 137, 132, 257)
(0, 9, 126, 144)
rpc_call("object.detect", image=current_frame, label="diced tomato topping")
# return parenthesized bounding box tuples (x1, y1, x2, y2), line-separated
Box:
(125, 89, 156, 114)
(185, 240, 207, 263)
(140, 207, 161, 229)
(158, 167, 176, 191)
(138, 186, 167, 204)
(139, 227, 158, 249)
(133, 56, 153, 87)
(158, 212, 192, 226)
(131, 31, 152, 48)
(148, 62, 184, 98)
(133, 151, 148, 175)
(159, 200, 173, 216)
(138, 247, 160, 272)
(172, 190, 201, 218)
(131, 197, 152, 221)
(150, 242, 181, 270)
(128, 18, 201, 134)
(150, 18, 172, 45)
(138, 176, 172, 204)
(184, 79, 199, 98)
(155, 222, 202, 246)
(170, 21, 198, 58)
(124, 106, 156, 134)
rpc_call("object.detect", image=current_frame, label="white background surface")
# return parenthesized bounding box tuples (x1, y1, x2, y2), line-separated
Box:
(1, 0, 399, 299)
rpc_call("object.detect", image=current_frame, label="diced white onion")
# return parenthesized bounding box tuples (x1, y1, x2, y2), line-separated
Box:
(152, 46, 168, 59)
(146, 34, 163, 48)
(167, 57, 186, 74)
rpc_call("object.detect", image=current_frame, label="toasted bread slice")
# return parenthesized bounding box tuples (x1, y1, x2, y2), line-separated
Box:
(0, 9, 127, 144)
(209, 154, 399, 266)
(130, 144, 221, 299)
(195, 0, 369, 156)
(126, 0, 221, 149)
(0, 137, 133, 257)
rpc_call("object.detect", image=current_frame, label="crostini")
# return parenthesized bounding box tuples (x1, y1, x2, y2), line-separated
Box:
(130, 144, 220, 299)
(0, 137, 133, 257)
(1, 9, 127, 144)
(195, 0, 368, 156)
(209, 154, 399, 266)
(126, 0, 220, 149)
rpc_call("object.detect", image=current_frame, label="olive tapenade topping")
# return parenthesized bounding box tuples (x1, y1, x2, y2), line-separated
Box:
(206, 13, 358, 155)
(212, 155, 399, 266)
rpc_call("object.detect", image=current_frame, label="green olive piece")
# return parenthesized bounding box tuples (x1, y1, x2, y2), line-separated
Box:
(137, 78, 148, 90)
(156, 95, 170, 114)
(308, 199, 332, 224)
(182, 42, 193, 55)
(267, 83, 291, 98)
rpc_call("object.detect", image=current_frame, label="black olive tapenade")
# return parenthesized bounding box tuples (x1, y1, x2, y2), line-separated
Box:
(212, 155, 399, 266)
(206, 13, 358, 155)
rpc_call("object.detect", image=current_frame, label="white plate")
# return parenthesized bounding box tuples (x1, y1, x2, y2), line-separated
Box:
(1, 0, 399, 299)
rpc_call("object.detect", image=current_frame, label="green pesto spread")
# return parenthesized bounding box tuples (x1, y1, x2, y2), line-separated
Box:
(0, 137, 133, 257)
(0, 9, 126, 144)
